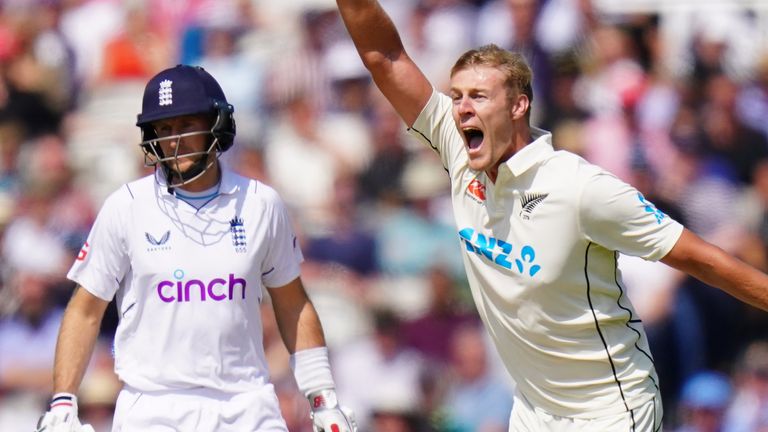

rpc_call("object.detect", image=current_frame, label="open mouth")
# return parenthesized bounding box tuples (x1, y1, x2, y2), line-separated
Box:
(463, 127, 484, 150)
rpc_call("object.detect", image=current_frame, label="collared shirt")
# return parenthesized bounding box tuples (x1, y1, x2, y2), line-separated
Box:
(409, 90, 683, 418)
(68, 166, 303, 393)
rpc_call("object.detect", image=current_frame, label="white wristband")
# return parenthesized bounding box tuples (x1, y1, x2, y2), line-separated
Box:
(50, 392, 78, 413)
(290, 346, 336, 397)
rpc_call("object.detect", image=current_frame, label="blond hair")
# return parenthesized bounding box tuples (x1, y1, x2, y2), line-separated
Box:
(451, 44, 534, 111)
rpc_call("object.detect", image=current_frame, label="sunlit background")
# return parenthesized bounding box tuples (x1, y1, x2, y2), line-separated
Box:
(1, 0, 767, 431)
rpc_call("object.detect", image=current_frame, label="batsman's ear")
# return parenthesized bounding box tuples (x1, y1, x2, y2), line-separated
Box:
(510, 93, 530, 121)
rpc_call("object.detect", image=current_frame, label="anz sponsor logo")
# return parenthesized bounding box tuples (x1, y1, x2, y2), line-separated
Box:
(459, 228, 541, 276)
(145, 230, 171, 252)
(157, 269, 247, 303)
(637, 193, 666, 224)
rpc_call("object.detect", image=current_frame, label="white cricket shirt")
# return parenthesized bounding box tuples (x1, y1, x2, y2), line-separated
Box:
(68, 167, 303, 393)
(409, 90, 684, 418)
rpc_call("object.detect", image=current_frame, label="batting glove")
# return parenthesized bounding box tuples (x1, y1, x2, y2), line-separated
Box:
(308, 388, 357, 432)
(35, 393, 95, 432)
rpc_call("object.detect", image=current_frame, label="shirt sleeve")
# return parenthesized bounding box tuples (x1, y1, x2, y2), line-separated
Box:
(67, 190, 131, 301)
(579, 171, 684, 261)
(261, 193, 303, 288)
(407, 89, 467, 174)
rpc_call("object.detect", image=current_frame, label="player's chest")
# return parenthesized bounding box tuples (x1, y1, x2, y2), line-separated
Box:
(454, 174, 580, 278)
(127, 200, 267, 275)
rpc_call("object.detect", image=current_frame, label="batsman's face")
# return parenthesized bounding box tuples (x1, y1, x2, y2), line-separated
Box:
(450, 66, 518, 179)
(152, 114, 212, 174)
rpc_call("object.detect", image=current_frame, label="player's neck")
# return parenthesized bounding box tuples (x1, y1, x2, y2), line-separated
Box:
(487, 127, 532, 183)
(178, 162, 221, 193)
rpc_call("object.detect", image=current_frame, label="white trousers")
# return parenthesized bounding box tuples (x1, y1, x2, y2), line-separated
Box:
(111, 384, 288, 432)
(509, 391, 663, 432)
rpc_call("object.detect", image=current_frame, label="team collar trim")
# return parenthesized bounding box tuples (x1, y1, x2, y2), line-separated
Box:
(157, 166, 239, 196)
(506, 127, 554, 177)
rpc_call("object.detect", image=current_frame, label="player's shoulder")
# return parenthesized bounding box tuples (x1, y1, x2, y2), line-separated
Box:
(548, 149, 606, 180)
(101, 174, 155, 209)
(228, 171, 285, 207)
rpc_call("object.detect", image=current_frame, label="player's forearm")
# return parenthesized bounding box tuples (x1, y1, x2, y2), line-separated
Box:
(53, 287, 108, 393)
(275, 299, 327, 353)
(663, 230, 768, 311)
(336, 0, 406, 65)
(269, 279, 327, 353)
(690, 251, 768, 312)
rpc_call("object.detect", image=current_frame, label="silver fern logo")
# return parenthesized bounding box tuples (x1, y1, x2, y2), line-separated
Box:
(520, 193, 548, 220)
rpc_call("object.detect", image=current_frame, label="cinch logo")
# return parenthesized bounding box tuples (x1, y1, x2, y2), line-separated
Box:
(458, 228, 541, 276)
(157, 269, 246, 303)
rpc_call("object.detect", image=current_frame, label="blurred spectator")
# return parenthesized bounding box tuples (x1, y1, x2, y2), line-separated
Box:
(736, 54, 768, 141)
(476, 0, 550, 121)
(334, 308, 427, 430)
(437, 324, 514, 432)
(195, 4, 271, 148)
(370, 391, 430, 432)
(305, 173, 379, 276)
(672, 370, 732, 432)
(77, 344, 121, 432)
(402, 266, 478, 364)
(320, 40, 374, 172)
(699, 73, 768, 186)
(0, 121, 23, 194)
(18, 134, 95, 256)
(1, 184, 70, 279)
(0, 268, 65, 431)
(357, 97, 410, 206)
(99, 3, 171, 82)
(58, 0, 123, 84)
(263, 90, 343, 233)
(0, 36, 64, 138)
(1, 0, 768, 427)
(575, 24, 648, 181)
(373, 149, 462, 277)
(722, 340, 768, 432)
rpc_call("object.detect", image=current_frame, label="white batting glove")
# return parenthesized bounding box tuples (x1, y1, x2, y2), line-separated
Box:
(308, 389, 357, 432)
(35, 393, 95, 432)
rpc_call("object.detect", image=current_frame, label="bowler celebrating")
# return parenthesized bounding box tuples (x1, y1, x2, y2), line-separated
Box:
(335, 0, 768, 430)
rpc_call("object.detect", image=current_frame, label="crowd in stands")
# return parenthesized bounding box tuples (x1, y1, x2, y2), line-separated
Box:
(1, 0, 768, 430)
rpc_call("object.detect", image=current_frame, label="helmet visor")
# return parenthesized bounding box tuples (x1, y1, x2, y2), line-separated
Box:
(139, 130, 220, 187)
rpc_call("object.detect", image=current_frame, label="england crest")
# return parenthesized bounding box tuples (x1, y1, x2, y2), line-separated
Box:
(230, 217, 247, 253)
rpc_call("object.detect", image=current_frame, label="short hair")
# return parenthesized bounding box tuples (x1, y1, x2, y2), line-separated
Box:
(450, 44, 534, 108)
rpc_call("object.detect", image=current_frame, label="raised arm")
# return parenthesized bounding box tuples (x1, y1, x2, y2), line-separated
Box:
(336, 0, 432, 126)
(661, 228, 768, 311)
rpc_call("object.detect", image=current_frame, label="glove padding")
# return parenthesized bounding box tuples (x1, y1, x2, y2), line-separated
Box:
(35, 393, 95, 432)
(308, 389, 357, 432)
